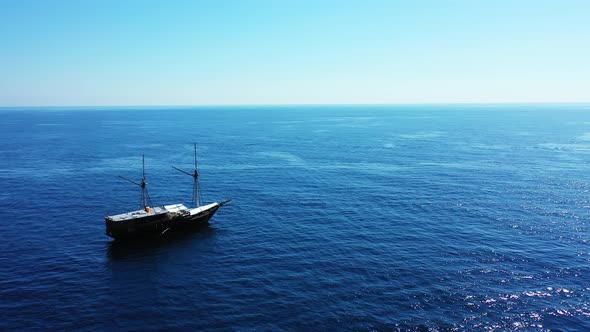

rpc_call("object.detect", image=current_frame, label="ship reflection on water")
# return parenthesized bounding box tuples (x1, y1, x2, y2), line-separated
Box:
(107, 224, 216, 260)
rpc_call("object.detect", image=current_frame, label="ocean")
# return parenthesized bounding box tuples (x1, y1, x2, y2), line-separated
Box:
(0, 104, 589, 331)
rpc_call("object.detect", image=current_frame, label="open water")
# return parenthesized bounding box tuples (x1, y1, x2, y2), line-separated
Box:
(1, 105, 589, 331)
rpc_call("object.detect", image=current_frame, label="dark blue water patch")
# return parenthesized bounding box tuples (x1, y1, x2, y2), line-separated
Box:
(1, 104, 590, 331)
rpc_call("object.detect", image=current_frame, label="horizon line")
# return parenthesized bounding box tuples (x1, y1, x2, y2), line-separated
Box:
(1, 101, 590, 109)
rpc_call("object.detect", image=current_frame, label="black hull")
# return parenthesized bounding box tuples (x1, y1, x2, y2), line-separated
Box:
(106, 205, 220, 241)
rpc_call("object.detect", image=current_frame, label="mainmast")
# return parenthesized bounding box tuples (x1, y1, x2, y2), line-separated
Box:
(119, 154, 153, 209)
(172, 143, 203, 207)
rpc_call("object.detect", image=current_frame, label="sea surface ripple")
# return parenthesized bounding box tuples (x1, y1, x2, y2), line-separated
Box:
(0, 105, 589, 331)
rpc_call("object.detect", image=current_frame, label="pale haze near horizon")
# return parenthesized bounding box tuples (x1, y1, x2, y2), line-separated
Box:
(0, 0, 589, 107)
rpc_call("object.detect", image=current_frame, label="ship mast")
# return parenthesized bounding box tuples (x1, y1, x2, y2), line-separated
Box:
(172, 143, 203, 207)
(119, 154, 153, 209)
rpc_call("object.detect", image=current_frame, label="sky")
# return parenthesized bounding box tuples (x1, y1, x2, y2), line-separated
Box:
(0, 0, 589, 106)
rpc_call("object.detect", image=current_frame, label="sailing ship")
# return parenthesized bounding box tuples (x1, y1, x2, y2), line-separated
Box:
(105, 144, 230, 240)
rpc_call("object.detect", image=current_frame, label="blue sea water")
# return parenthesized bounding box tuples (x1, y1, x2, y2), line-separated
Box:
(1, 104, 590, 331)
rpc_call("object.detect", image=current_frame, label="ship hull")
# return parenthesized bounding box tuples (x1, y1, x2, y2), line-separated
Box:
(105, 205, 220, 241)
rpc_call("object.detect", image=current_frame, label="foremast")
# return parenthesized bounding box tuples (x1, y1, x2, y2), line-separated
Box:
(172, 143, 203, 207)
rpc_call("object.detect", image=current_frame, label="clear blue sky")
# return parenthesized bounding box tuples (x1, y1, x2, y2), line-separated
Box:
(1, 0, 589, 106)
